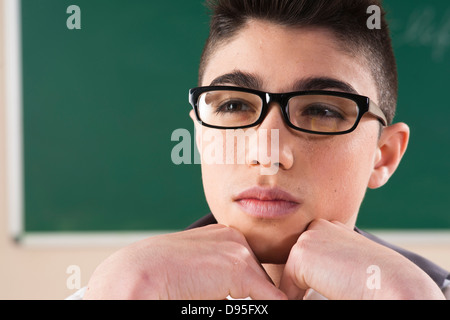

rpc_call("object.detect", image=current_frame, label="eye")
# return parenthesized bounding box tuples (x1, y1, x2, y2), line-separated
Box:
(215, 100, 252, 114)
(301, 104, 345, 120)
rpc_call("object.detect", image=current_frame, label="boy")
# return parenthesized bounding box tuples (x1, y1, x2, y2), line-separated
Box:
(80, 0, 449, 299)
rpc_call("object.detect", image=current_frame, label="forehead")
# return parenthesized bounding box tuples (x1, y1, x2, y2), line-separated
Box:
(202, 20, 377, 103)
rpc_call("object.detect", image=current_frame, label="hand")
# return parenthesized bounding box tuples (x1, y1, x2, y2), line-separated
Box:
(83, 224, 287, 300)
(279, 219, 445, 300)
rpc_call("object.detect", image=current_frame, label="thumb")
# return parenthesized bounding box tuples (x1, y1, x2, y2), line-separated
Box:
(279, 271, 307, 300)
(279, 255, 308, 300)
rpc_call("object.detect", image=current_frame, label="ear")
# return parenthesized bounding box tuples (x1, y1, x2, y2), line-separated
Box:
(368, 122, 410, 189)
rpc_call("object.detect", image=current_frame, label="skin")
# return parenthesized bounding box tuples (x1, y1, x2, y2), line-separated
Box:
(197, 22, 381, 264)
(84, 20, 445, 299)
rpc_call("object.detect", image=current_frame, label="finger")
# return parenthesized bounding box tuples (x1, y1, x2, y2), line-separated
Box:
(190, 225, 281, 299)
(220, 227, 285, 299)
(278, 240, 309, 300)
(223, 226, 277, 285)
(229, 271, 287, 300)
(279, 260, 307, 300)
(223, 253, 287, 300)
(307, 218, 352, 232)
(279, 277, 307, 300)
(330, 220, 354, 231)
(248, 279, 288, 300)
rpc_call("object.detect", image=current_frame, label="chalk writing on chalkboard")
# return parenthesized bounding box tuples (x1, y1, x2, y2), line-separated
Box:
(393, 7, 450, 62)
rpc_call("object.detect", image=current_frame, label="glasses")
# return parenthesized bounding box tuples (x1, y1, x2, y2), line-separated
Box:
(189, 86, 387, 135)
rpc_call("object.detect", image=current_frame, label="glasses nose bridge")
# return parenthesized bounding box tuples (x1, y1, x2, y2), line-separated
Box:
(259, 92, 290, 127)
(264, 92, 287, 110)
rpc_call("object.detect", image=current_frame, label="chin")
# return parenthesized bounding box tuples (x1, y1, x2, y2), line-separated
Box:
(231, 220, 303, 264)
(213, 204, 308, 263)
(250, 232, 300, 264)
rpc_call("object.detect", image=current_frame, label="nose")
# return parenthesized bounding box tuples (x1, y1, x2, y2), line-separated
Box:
(246, 103, 294, 172)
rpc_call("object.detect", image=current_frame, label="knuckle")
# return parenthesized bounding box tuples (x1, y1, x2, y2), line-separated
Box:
(231, 255, 249, 274)
(225, 242, 253, 272)
(294, 230, 315, 257)
(229, 241, 251, 260)
(307, 218, 327, 230)
(207, 223, 228, 232)
(225, 226, 247, 244)
(229, 255, 252, 286)
(297, 229, 313, 245)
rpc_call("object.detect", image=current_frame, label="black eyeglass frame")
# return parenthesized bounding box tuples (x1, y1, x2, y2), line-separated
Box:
(188, 86, 387, 135)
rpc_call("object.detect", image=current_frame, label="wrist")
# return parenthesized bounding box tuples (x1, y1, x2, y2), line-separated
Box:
(369, 254, 445, 300)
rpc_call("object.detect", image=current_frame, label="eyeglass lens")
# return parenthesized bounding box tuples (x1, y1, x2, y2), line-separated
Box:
(197, 90, 359, 133)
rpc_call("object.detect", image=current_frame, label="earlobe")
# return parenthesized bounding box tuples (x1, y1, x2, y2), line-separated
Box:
(368, 123, 410, 189)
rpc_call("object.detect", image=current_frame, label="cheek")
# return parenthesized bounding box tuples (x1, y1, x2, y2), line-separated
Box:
(201, 163, 223, 208)
(303, 136, 376, 224)
(198, 129, 233, 220)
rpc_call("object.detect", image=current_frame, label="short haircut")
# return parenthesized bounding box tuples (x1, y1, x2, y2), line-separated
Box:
(199, 0, 397, 125)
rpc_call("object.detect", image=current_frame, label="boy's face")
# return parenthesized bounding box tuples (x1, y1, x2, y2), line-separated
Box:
(192, 20, 383, 263)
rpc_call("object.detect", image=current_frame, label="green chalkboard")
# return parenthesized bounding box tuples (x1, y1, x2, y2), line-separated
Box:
(21, 0, 210, 232)
(358, 0, 450, 229)
(20, 0, 450, 232)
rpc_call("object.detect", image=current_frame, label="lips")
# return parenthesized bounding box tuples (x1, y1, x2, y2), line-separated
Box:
(234, 186, 301, 218)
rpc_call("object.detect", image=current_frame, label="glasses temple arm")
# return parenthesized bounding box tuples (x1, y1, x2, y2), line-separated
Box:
(368, 100, 387, 126)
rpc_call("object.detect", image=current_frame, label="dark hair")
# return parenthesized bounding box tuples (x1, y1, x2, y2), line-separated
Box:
(199, 0, 397, 124)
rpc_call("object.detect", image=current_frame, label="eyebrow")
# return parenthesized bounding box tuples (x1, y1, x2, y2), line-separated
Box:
(292, 77, 359, 95)
(209, 70, 359, 95)
(209, 71, 263, 89)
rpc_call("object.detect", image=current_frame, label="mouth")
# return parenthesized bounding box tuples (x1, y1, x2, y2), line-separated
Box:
(233, 186, 301, 219)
